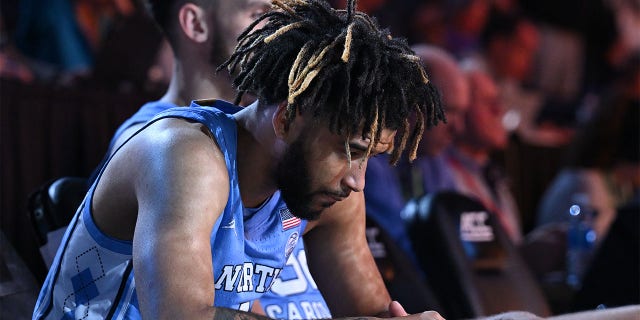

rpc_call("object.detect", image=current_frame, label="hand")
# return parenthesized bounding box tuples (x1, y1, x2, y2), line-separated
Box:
(385, 301, 445, 320)
(387, 301, 408, 317)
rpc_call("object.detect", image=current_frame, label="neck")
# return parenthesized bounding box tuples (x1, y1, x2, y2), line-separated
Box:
(234, 104, 282, 207)
(159, 57, 237, 106)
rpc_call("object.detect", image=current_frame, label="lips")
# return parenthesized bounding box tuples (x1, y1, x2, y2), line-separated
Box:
(322, 192, 348, 202)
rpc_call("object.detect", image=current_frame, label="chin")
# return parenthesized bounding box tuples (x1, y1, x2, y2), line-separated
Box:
(299, 208, 324, 221)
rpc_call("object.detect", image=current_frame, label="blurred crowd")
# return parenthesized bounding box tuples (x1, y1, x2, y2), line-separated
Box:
(2, 0, 637, 144)
(1, 0, 638, 316)
(0, 0, 167, 91)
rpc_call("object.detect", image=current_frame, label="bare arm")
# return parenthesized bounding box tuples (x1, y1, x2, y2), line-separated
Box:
(303, 191, 444, 320)
(125, 119, 267, 319)
(303, 192, 393, 317)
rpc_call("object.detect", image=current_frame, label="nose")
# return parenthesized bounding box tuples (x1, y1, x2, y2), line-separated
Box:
(342, 162, 366, 192)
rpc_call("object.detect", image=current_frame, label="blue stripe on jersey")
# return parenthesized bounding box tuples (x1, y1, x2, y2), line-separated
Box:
(82, 204, 131, 255)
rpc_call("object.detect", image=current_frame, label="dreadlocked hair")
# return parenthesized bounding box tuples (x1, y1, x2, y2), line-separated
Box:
(219, 0, 444, 164)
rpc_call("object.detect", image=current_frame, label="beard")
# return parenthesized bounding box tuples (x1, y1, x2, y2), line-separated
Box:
(275, 136, 324, 221)
(276, 131, 353, 220)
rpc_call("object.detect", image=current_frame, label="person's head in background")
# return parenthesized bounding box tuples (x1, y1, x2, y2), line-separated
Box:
(480, 11, 539, 84)
(455, 65, 508, 163)
(408, 2, 447, 47)
(412, 44, 470, 157)
(147, 0, 270, 64)
(329, 0, 387, 14)
(144, 0, 271, 103)
(444, 0, 492, 58)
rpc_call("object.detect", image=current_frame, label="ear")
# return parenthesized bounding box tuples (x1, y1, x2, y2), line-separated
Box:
(178, 3, 210, 43)
(272, 101, 290, 139)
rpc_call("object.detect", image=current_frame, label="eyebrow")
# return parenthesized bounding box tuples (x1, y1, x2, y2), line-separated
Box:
(348, 142, 369, 153)
(246, 0, 270, 7)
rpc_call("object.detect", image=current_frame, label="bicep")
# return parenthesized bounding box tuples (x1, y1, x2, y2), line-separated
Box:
(304, 192, 391, 317)
(131, 122, 229, 318)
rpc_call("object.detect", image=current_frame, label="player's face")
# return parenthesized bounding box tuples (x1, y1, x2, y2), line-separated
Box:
(276, 122, 395, 220)
(209, 0, 272, 63)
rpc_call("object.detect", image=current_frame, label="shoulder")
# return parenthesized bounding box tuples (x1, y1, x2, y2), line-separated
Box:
(141, 117, 220, 155)
(123, 117, 230, 194)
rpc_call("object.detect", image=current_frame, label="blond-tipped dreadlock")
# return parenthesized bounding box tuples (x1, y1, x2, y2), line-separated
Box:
(219, 0, 445, 164)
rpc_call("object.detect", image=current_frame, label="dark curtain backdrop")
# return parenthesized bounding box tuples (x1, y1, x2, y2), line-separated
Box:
(0, 78, 160, 283)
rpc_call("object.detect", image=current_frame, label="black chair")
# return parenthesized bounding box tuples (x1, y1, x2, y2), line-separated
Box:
(403, 191, 551, 319)
(27, 177, 88, 246)
(571, 201, 640, 310)
(365, 217, 443, 314)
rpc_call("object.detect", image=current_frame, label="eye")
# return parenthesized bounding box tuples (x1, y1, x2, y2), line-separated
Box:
(250, 10, 265, 19)
(350, 150, 368, 161)
(249, 5, 272, 20)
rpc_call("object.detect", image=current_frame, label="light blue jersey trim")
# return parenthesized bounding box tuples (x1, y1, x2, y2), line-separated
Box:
(81, 198, 132, 255)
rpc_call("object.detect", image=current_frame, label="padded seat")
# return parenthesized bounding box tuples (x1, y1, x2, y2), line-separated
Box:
(402, 191, 551, 319)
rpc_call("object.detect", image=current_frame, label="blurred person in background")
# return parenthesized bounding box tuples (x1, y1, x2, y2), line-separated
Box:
(399, 44, 470, 198)
(74, 0, 137, 53)
(103, 0, 271, 157)
(535, 52, 640, 241)
(443, 66, 523, 243)
(442, 0, 491, 59)
(83, 0, 166, 92)
(406, 1, 447, 57)
(11, 0, 164, 88)
(0, 14, 35, 83)
(467, 10, 575, 148)
(521, 0, 638, 124)
(363, 43, 470, 261)
(13, 0, 94, 82)
(521, 53, 639, 308)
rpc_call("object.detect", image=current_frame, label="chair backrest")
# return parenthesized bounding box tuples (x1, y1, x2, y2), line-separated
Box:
(365, 217, 443, 314)
(27, 177, 88, 246)
(403, 191, 551, 319)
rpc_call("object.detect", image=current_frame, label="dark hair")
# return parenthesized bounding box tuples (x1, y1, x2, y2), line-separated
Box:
(480, 10, 526, 47)
(220, 0, 445, 163)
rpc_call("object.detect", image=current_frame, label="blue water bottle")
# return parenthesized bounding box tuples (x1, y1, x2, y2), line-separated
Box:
(566, 200, 597, 289)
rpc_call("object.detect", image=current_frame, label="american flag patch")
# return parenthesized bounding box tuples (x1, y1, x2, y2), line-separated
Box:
(279, 208, 301, 231)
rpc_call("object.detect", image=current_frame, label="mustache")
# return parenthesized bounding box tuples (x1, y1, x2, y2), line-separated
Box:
(319, 189, 351, 199)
